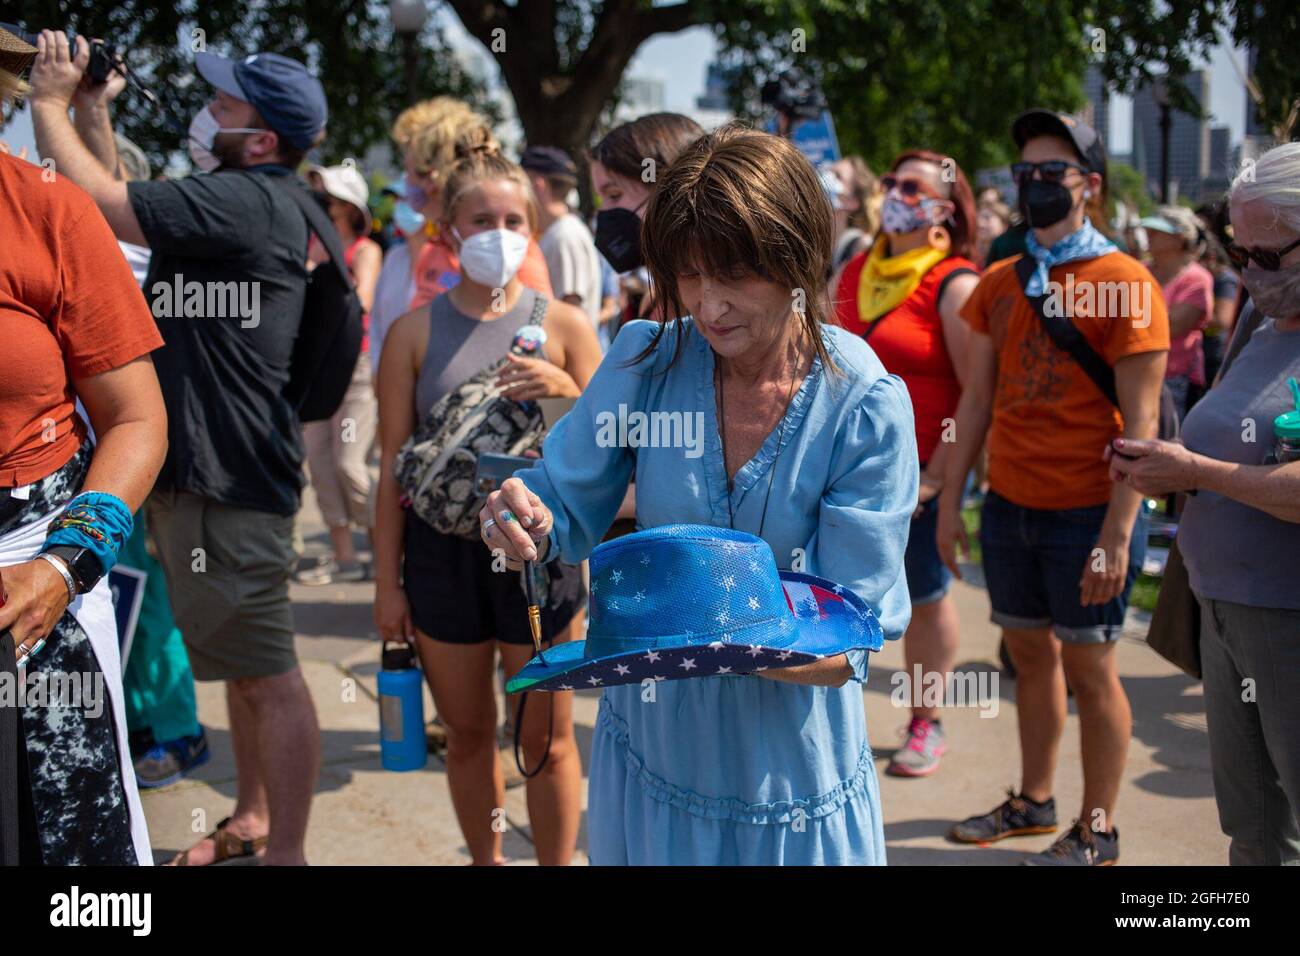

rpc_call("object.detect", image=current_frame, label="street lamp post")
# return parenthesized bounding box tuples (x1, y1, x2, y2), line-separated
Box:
(390, 0, 428, 106)
(1152, 78, 1172, 204)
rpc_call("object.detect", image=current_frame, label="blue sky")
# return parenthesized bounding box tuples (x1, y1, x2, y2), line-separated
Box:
(2, 21, 1253, 162)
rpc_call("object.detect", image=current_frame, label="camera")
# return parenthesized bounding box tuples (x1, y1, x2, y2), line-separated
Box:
(0, 22, 121, 84)
(760, 67, 828, 123)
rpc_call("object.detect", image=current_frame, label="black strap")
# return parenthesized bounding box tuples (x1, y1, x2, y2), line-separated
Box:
(512, 690, 554, 780)
(1014, 255, 1120, 408)
(269, 175, 353, 277)
(0, 630, 42, 866)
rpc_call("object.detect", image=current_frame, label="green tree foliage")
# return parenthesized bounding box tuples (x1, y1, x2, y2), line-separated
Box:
(6, 0, 492, 170)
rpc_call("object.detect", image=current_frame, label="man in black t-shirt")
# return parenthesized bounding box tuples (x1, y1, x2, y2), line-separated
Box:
(32, 35, 328, 866)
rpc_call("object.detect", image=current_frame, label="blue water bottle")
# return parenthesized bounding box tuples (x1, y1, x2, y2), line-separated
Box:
(378, 642, 426, 772)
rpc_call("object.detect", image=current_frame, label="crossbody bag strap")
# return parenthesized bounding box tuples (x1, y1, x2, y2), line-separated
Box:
(527, 291, 549, 326)
(1014, 254, 1120, 408)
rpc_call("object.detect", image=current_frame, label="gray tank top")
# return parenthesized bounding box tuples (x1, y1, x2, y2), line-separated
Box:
(414, 287, 547, 419)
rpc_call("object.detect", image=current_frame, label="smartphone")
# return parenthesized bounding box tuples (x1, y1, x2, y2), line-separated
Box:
(475, 452, 536, 493)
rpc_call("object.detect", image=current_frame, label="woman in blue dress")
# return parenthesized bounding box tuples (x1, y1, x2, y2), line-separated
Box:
(480, 125, 918, 865)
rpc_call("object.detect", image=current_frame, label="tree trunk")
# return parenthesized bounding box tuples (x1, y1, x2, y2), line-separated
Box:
(445, 0, 707, 217)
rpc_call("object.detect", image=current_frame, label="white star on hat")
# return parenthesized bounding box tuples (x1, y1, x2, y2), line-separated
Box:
(587, 675, 603, 686)
(644, 650, 661, 662)
(679, 657, 697, 671)
(614, 663, 631, 676)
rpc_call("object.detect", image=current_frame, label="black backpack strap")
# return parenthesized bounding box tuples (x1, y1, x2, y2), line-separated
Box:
(1014, 254, 1119, 408)
(269, 174, 352, 278)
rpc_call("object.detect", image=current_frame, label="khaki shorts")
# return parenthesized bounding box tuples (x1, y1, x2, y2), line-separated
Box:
(147, 489, 298, 681)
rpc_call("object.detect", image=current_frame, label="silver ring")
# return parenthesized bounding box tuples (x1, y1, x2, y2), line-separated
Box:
(483, 518, 497, 535)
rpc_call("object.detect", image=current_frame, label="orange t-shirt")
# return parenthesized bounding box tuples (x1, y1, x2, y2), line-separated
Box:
(0, 154, 163, 487)
(410, 234, 554, 310)
(961, 251, 1169, 509)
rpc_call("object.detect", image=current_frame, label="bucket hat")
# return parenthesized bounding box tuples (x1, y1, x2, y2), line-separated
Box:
(507, 524, 882, 693)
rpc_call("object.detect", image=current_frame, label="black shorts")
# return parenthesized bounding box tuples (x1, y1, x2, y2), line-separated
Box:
(402, 510, 586, 645)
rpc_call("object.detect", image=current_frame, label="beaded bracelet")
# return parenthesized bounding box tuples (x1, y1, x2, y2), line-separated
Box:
(43, 491, 135, 577)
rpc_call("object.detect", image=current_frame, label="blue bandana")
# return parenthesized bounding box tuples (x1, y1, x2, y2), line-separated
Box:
(1022, 219, 1118, 296)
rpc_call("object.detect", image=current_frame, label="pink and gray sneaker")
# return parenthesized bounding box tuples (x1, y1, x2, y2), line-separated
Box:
(886, 717, 947, 777)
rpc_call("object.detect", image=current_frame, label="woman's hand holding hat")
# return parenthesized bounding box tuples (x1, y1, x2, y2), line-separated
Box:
(480, 478, 552, 568)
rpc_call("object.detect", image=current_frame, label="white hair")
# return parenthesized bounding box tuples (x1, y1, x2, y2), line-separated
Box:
(1230, 141, 1300, 234)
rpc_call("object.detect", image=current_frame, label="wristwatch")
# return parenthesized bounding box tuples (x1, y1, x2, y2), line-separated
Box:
(43, 546, 105, 595)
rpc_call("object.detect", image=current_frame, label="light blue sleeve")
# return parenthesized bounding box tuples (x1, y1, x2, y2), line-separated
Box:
(512, 320, 661, 564)
(806, 373, 919, 681)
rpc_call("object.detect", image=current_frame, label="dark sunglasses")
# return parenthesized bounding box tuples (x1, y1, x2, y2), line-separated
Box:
(1011, 160, 1090, 185)
(1225, 235, 1300, 272)
(880, 174, 940, 201)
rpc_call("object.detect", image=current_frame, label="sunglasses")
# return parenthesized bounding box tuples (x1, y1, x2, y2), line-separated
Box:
(1225, 235, 1300, 272)
(1010, 160, 1090, 185)
(880, 174, 940, 204)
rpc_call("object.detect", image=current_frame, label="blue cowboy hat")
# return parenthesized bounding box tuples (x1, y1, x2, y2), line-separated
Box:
(507, 524, 882, 693)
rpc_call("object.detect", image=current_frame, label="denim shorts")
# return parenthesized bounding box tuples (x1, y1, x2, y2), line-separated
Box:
(979, 490, 1145, 644)
(906, 496, 951, 606)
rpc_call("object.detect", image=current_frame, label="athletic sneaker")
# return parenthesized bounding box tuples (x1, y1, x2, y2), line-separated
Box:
(948, 789, 1058, 843)
(295, 557, 370, 585)
(134, 729, 211, 789)
(886, 717, 947, 777)
(1023, 820, 1119, 866)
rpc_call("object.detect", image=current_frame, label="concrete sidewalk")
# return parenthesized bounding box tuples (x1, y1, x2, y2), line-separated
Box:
(139, 497, 1228, 865)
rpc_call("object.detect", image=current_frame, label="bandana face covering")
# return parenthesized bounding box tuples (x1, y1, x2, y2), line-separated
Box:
(855, 239, 948, 325)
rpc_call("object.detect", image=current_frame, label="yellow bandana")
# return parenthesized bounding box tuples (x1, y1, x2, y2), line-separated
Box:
(856, 240, 948, 325)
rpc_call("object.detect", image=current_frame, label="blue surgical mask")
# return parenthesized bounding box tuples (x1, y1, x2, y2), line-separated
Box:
(392, 200, 426, 238)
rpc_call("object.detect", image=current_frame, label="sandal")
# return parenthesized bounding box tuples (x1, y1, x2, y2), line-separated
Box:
(168, 816, 268, 866)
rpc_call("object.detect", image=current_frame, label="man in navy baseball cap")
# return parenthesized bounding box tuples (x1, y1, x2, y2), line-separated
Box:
(28, 31, 337, 865)
(194, 51, 327, 155)
(180, 50, 326, 174)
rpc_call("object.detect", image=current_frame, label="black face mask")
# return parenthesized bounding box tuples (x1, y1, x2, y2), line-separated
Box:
(1019, 178, 1077, 229)
(595, 207, 644, 273)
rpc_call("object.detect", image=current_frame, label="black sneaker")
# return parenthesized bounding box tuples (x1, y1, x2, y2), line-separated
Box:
(948, 789, 1058, 843)
(1023, 820, 1119, 866)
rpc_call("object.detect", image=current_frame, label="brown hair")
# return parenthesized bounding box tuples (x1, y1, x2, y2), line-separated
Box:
(887, 149, 977, 260)
(590, 112, 704, 185)
(440, 142, 539, 235)
(637, 123, 836, 374)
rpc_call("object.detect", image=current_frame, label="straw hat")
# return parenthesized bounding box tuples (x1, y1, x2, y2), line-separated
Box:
(0, 25, 37, 79)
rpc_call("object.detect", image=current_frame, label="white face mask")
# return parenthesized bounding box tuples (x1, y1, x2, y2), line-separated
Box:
(187, 106, 263, 173)
(453, 227, 530, 288)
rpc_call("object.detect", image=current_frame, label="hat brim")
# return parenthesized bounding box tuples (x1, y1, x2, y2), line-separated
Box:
(506, 570, 883, 693)
(195, 51, 248, 102)
(1138, 216, 1178, 235)
(1012, 108, 1096, 169)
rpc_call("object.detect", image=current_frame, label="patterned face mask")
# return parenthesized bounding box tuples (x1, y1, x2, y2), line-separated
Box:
(880, 195, 943, 235)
